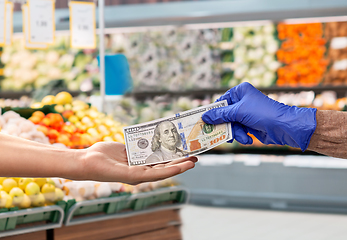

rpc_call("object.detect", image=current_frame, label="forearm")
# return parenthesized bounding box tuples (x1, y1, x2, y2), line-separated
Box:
(307, 110, 347, 159)
(0, 133, 83, 178)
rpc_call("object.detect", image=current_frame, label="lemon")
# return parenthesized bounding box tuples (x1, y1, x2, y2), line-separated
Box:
(31, 102, 44, 109)
(54, 105, 65, 113)
(2, 178, 18, 193)
(41, 95, 56, 105)
(55, 91, 73, 105)
(68, 115, 79, 124)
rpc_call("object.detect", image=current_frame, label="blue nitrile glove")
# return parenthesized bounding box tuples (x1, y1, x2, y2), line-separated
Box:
(202, 82, 317, 151)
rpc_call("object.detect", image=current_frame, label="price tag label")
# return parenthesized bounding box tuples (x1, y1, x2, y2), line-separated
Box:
(69, 1, 96, 49)
(0, 0, 5, 46)
(22, 4, 47, 49)
(28, 0, 55, 44)
(5, 1, 13, 46)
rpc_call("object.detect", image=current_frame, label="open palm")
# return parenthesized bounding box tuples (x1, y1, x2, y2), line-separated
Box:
(79, 142, 197, 184)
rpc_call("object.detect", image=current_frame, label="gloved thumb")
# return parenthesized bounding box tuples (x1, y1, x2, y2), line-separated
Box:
(202, 104, 239, 125)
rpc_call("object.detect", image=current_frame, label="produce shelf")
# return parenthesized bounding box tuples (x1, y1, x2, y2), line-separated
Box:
(2, 84, 347, 101)
(64, 186, 188, 226)
(0, 90, 95, 100)
(0, 205, 64, 238)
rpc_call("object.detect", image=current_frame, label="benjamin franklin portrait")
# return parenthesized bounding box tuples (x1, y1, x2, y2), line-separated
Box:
(146, 121, 188, 164)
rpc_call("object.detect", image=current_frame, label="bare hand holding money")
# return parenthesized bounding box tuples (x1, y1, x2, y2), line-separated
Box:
(124, 101, 232, 166)
(80, 141, 198, 184)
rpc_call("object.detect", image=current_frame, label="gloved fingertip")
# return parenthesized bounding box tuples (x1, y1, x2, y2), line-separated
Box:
(201, 112, 213, 124)
(234, 135, 248, 145)
(247, 136, 253, 145)
(227, 139, 234, 144)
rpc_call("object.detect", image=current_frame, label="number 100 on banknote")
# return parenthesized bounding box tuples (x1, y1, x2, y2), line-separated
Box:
(123, 100, 232, 166)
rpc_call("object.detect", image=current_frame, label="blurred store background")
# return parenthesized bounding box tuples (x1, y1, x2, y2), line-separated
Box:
(2, 0, 347, 239)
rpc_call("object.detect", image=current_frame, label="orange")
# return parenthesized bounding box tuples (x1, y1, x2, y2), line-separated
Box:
(57, 134, 72, 147)
(47, 129, 59, 140)
(28, 116, 41, 124)
(41, 118, 51, 127)
(32, 111, 45, 120)
(36, 125, 48, 135)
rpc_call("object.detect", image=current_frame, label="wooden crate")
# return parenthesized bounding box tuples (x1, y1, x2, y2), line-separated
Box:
(54, 209, 182, 240)
(1, 230, 46, 240)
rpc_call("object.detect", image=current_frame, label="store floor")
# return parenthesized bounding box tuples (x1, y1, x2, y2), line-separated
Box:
(180, 205, 347, 240)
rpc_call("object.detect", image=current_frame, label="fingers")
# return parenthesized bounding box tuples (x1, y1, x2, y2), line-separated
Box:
(160, 156, 198, 167)
(130, 159, 196, 184)
(233, 123, 253, 145)
(216, 89, 232, 105)
(216, 82, 255, 105)
(202, 104, 239, 125)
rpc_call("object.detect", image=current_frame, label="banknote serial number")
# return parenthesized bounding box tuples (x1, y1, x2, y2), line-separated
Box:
(206, 103, 225, 111)
(126, 127, 140, 133)
(131, 160, 146, 165)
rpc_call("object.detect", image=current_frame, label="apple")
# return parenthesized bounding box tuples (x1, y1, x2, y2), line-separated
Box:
(81, 133, 94, 146)
(113, 133, 125, 144)
(41, 117, 51, 127)
(2, 178, 18, 193)
(94, 118, 102, 125)
(31, 193, 45, 207)
(56, 134, 71, 147)
(55, 188, 64, 202)
(103, 136, 113, 142)
(62, 124, 76, 134)
(87, 128, 99, 138)
(18, 178, 33, 191)
(47, 113, 64, 129)
(76, 111, 86, 120)
(72, 105, 85, 112)
(19, 194, 31, 209)
(36, 125, 49, 135)
(98, 125, 110, 136)
(0, 191, 13, 208)
(41, 183, 56, 202)
(47, 129, 59, 140)
(46, 178, 56, 187)
(62, 110, 74, 119)
(9, 187, 24, 206)
(64, 104, 72, 111)
(25, 182, 40, 196)
(0, 177, 7, 184)
(68, 115, 79, 124)
(54, 104, 65, 113)
(33, 178, 47, 188)
(13, 178, 20, 182)
(70, 133, 82, 146)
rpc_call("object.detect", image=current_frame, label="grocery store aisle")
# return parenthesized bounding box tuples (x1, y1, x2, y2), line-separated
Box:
(180, 205, 347, 240)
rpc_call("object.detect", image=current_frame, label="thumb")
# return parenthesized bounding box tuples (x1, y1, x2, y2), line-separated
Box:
(202, 104, 239, 125)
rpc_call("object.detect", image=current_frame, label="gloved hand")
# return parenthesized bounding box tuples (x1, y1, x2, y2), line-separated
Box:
(202, 82, 317, 151)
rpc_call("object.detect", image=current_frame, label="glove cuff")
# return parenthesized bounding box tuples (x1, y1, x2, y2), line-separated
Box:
(286, 106, 317, 151)
(300, 107, 317, 151)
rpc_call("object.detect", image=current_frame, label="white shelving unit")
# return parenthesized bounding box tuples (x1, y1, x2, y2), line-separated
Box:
(11, 0, 347, 32)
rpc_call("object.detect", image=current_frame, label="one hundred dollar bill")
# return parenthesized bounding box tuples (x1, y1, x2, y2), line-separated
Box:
(123, 100, 232, 166)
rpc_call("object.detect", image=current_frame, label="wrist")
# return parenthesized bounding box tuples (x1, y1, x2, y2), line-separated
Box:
(65, 149, 87, 180)
(283, 106, 317, 151)
(307, 110, 347, 158)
